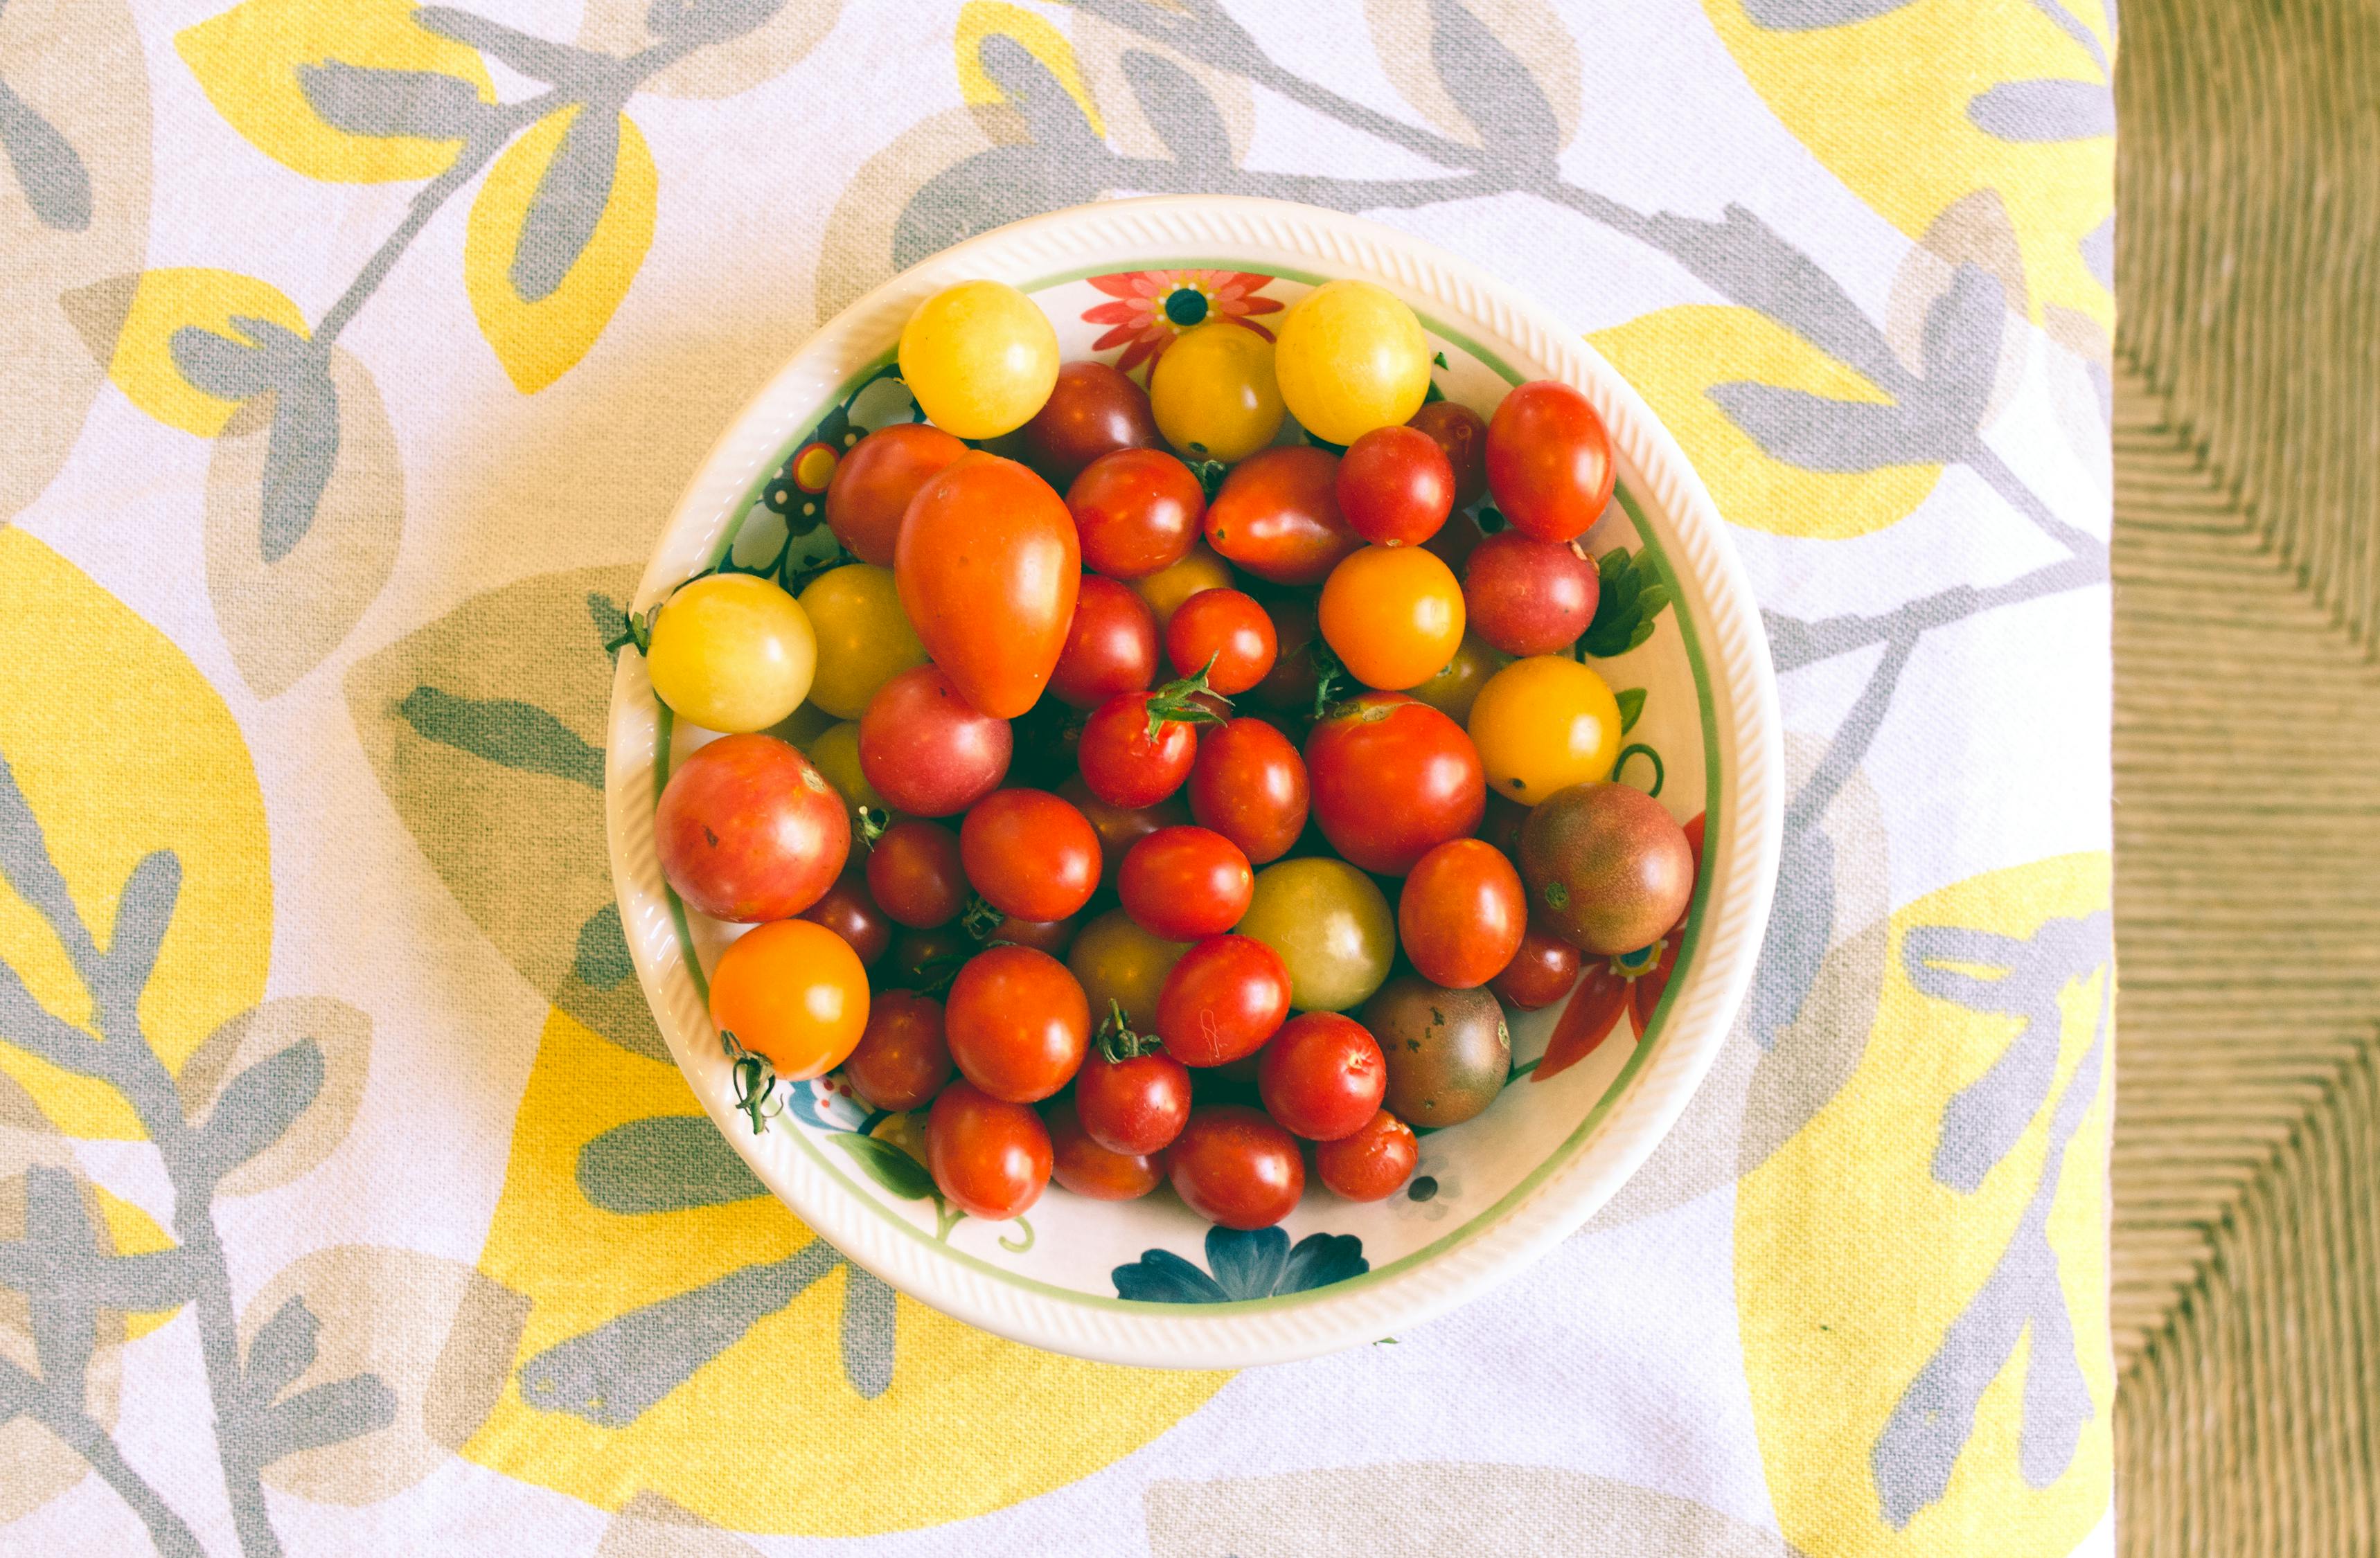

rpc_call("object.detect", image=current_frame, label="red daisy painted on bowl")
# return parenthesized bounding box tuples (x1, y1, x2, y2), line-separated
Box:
(1083, 269, 1284, 374)
(1534, 812, 1707, 1083)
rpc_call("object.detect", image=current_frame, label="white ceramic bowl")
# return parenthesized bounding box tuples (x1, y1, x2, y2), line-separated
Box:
(607, 195, 1781, 1368)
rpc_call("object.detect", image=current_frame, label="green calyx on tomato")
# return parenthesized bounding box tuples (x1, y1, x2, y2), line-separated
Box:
(719, 1028, 785, 1136)
(961, 893, 1006, 942)
(854, 804, 889, 846)
(1141, 662, 1231, 742)
(1096, 997, 1164, 1064)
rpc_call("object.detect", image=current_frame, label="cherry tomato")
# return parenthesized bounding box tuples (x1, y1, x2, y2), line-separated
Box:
(1485, 379, 1615, 543)
(1408, 400, 1488, 510)
(1305, 692, 1486, 875)
(1466, 656, 1621, 805)
(984, 913, 1077, 958)
(899, 279, 1059, 440)
(1149, 320, 1284, 463)
(825, 422, 966, 565)
(1244, 596, 1320, 713)
(1408, 633, 1507, 725)
(647, 573, 816, 733)
(656, 733, 849, 922)
(959, 788, 1101, 922)
(1463, 531, 1599, 656)
(1076, 687, 1210, 809)
(1155, 934, 1291, 1066)
(708, 920, 868, 1080)
(1491, 924, 1582, 1010)
(1164, 587, 1276, 695)
(886, 924, 969, 992)
(1313, 1109, 1417, 1201)
(1169, 1105, 1304, 1228)
(1045, 1097, 1163, 1200)
(927, 1080, 1051, 1220)
(896, 451, 1079, 719)
(1130, 542, 1234, 629)
(1048, 574, 1159, 710)
(1068, 908, 1189, 1032)
(1204, 445, 1360, 586)
(1185, 717, 1308, 865)
(798, 562, 929, 719)
(1119, 826, 1254, 940)
(1073, 1046, 1193, 1155)
(1398, 838, 1526, 989)
(1317, 544, 1466, 691)
(1423, 510, 1486, 574)
(800, 870, 891, 965)
(1337, 424, 1454, 545)
(1517, 781, 1695, 955)
(1272, 280, 1431, 444)
(858, 665, 1011, 816)
(866, 818, 966, 928)
(1056, 775, 1187, 891)
(840, 990, 950, 1110)
(802, 720, 886, 835)
(1256, 1012, 1387, 1140)
(1024, 360, 1162, 485)
(943, 944, 1090, 1102)
(1236, 857, 1396, 1014)
(1067, 448, 1203, 580)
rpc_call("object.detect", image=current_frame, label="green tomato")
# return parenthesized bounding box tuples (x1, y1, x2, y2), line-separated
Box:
(898, 280, 1060, 439)
(1149, 321, 1285, 463)
(1409, 633, 1508, 726)
(1233, 857, 1395, 1013)
(1067, 908, 1189, 1032)
(798, 563, 927, 719)
(646, 573, 815, 733)
(1364, 974, 1509, 1128)
(803, 720, 886, 830)
(1272, 280, 1432, 445)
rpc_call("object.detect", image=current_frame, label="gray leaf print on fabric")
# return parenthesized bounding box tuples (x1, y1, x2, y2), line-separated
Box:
(513, 104, 620, 302)
(645, 0, 788, 48)
(0, 76, 91, 231)
(295, 62, 491, 141)
(170, 316, 344, 562)
(1966, 78, 2113, 143)
(416, 5, 589, 85)
(240, 1371, 401, 1466)
(1426, 0, 1558, 169)
(839, 1264, 898, 1399)
(193, 1041, 327, 1185)
(240, 1295, 323, 1407)
(576, 1115, 770, 1213)
(1123, 49, 1231, 172)
(1742, 0, 1917, 28)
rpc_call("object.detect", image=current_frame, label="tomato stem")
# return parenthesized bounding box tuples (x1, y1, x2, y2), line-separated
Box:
(854, 806, 889, 847)
(718, 1029, 784, 1136)
(1142, 662, 1230, 742)
(961, 894, 1006, 942)
(1097, 999, 1162, 1063)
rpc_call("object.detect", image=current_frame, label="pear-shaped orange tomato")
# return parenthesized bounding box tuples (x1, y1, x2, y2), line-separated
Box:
(894, 451, 1081, 718)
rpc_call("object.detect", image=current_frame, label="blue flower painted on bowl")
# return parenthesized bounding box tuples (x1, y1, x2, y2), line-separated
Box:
(1112, 1226, 1369, 1303)
(783, 1073, 873, 1134)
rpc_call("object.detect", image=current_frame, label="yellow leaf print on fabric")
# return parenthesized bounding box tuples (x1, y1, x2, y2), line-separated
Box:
(955, 1, 1105, 140)
(463, 1008, 1223, 1536)
(175, 0, 495, 183)
(0, 530, 271, 1139)
(102, 268, 308, 438)
(1736, 852, 2113, 1557)
(463, 105, 658, 394)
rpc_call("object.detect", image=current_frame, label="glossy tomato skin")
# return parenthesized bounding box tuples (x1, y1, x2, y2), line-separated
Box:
(1398, 838, 1527, 989)
(656, 733, 849, 922)
(1073, 1048, 1193, 1155)
(1077, 691, 1201, 809)
(985, 914, 1078, 958)
(943, 944, 1090, 1102)
(1119, 826, 1254, 941)
(1067, 448, 1203, 580)
(1305, 692, 1486, 875)
(896, 451, 1080, 718)
(1517, 782, 1695, 955)
(927, 1080, 1051, 1220)
(1024, 361, 1162, 485)
(1367, 974, 1509, 1128)
(825, 422, 966, 564)
(1464, 530, 1599, 656)
(1408, 400, 1489, 510)
(858, 665, 1011, 816)
(1491, 924, 1582, 1010)
(1155, 934, 1292, 1066)
(959, 788, 1101, 922)
(1485, 379, 1615, 543)
(1187, 717, 1309, 864)
(1256, 1012, 1387, 1140)
(1049, 574, 1159, 710)
(1317, 544, 1466, 691)
(1130, 542, 1234, 629)
(840, 990, 950, 1111)
(1337, 424, 1455, 546)
(1314, 1109, 1418, 1201)
(1164, 588, 1276, 695)
(1056, 776, 1186, 891)
(708, 920, 869, 1080)
(1045, 1097, 1164, 1200)
(1204, 445, 1361, 586)
(866, 819, 966, 928)
(1169, 1105, 1305, 1228)
(799, 870, 891, 965)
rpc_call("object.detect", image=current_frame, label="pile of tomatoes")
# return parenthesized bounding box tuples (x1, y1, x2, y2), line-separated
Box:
(644, 275, 1696, 1234)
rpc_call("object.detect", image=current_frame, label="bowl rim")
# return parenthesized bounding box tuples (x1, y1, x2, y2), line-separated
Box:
(606, 194, 1782, 1368)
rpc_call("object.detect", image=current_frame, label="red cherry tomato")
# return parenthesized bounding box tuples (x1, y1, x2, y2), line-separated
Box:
(1491, 925, 1583, 1010)
(896, 452, 1080, 718)
(1057, 774, 1187, 891)
(984, 914, 1078, 958)
(1119, 825, 1254, 941)
(959, 788, 1101, 923)
(943, 944, 1090, 1102)
(1245, 596, 1321, 713)
(1024, 361, 1162, 485)
(1169, 1105, 1304, 1228)
(1463, 530, 1599, 656)
(655, 733, 849, 922)
(865, 819, 966, 928)
(840, 990, 950, 1111)
(1076, 689, 1207, 809)
(1304, 692, 1486, 875)
(1066, 447, 1204, 580)
(1072, 1046, 1193, 1154)
(800, 870, 891, 965)
(1256, 1012, 1387, 1141)
(1337, 423, 1454, 546)
(1407, 400, 1488, 510)
(1187, 717, 1309, 865)
(1485, 379, 1614, 543)
(1203, 445, 1361, 585)
(1045, 1097, 1163, 1200)
(927, 1080, 1051, 1220)
(1155, 934, 1291, 1066)
(1164, 587, 1277, 695)
(858, 665, 1011, 816)
(825, 422, 966, 564)
(1398, 838, 1527, 989)
(1049, 574, 1160, 710)
(1313, 1109, 1417, 1201)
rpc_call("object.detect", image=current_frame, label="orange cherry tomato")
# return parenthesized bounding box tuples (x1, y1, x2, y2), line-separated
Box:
(1397, 838, 1527, 989)
(707, 920, 869, 1080)
(825, 422, 966, 565)
(895, 451, 1081, 718)
(1318, 544, 1466, 691)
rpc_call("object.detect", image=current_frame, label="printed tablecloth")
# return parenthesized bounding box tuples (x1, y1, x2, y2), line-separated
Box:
(0, 1, 2115, 1553)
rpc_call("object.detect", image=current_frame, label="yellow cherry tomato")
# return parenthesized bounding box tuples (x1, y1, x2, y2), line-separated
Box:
(1149, 321, 1284, 462)
(1466, 655, 1623, 805)
(709, 919, 869, 1080)
(1130, 541, 1235, 629)
(1317, 544, 1466, 691)
(802, 720, 887, 830)
(647, 573, 815, 733)
(1410, 633, 1509, 724)
(898, 280, 1060, 439)
(1272, 279, 1432, 445)
(1067, 908, 1189, 1031)
(797, 562, 927, 719)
